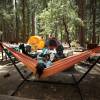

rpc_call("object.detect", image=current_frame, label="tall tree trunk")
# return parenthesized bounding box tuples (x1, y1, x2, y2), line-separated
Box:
(54, 24, 58, 38)
(0, 15, 3, 41)
(26, 0, 31, 37)
(92, 0, 96, 43)
(32, 13, 35, 35)
(77, 0, 86, 47)
(2, 0, 7, 41)
(60, 26, 63, 43)
(15, 0, 19, 42)
(63, 18, 71, 47)
(27, 4, 30, 37)
(22, 0, 27, 42)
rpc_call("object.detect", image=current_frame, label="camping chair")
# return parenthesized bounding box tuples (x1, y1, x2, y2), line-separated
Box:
(0, 42, 100, 100)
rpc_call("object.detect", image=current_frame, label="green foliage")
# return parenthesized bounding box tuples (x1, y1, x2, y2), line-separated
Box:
(85, 0, 100, 44)
(37, 0, 83, 41)
(0, 1, 15, 38)
(0, 0, 99, 44)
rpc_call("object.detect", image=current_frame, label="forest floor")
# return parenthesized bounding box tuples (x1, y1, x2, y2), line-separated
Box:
(0, 52, 100, 100)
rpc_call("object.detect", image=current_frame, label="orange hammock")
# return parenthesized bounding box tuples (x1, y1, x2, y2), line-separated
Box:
(2, 43, 100, 78)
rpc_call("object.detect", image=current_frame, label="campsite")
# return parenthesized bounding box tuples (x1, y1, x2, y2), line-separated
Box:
(0, 0, 100, 100)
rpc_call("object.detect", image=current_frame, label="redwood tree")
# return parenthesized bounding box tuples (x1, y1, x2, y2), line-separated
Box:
(76, 0, 86, 47)
(92, 0, 96, 43)
(22, 0, 27, 42)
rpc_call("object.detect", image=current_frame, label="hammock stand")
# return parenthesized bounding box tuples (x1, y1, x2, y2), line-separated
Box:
(1, 43, 100, 100)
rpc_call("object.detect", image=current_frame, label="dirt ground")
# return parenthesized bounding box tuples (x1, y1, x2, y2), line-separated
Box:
(0, 60, 100, 100)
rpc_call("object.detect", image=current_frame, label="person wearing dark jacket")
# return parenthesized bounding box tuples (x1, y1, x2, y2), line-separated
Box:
(36, 54, 52, 78)
(53, 45, 65, 62)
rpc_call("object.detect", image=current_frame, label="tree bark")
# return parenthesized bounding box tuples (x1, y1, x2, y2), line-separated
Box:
(15, 0, 19, 42)
(92, 0, 96, 43)
(54, 24, 58, 38)
(27, 5, 30, 37)
(60, 27, 63, 43)
(63, 18, 71, 47)
(32, 13, 35, 35)
(77, 0, 86, 47)
(22, 0, 27, 42)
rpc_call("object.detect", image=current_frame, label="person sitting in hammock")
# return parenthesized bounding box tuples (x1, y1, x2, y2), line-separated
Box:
(39, 44, 50, 57)
(36, 53, 52, 77)
(19, 43, 37, 58)
(53, 45, 66, 62)
(19, 43, 27, 55)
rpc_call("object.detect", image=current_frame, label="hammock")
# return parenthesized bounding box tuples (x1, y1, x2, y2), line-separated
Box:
(2, 43, 100, 78)
(2, 44, 38, 73)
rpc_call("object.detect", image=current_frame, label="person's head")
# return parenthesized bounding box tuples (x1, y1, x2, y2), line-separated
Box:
(56, 45, 64, 50)
(19, 43, 24, 48)
(57, 50, 63, 55)
(42, 54, 50, 61)
(56, 45, 64, 54)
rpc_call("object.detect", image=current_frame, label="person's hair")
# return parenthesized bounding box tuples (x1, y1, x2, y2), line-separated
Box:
(56, 45, 64, 51)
